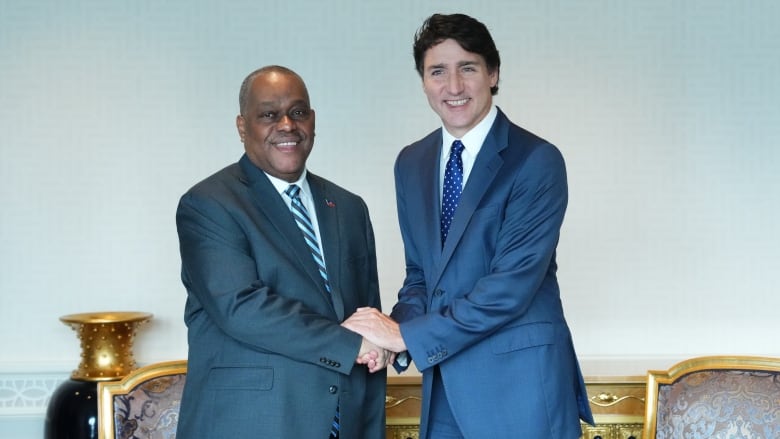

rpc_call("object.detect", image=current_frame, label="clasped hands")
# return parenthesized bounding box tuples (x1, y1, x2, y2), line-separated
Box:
(342, 307, 407, 373)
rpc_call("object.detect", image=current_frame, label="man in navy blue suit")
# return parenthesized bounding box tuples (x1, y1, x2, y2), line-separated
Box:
(344, 14, 594, 438)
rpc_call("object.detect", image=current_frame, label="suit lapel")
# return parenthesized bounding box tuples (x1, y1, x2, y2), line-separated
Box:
(420, 134, 445, 255)
(407, 131, 448, 281)
(238, 157, 336, 315)
(436, 112, 510, 284)
(308, 174, 345, 320)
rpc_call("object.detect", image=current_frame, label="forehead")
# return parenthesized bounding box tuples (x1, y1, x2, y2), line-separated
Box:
(423, 39, 485, 68)
(249, 71, 310, 107)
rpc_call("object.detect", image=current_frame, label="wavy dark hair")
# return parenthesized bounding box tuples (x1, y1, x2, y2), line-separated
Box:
(413, 13, 501, 95)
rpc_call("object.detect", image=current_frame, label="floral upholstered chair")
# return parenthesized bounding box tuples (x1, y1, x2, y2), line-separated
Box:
(98, 360, 187, 439)
(643, 356, 780, 439)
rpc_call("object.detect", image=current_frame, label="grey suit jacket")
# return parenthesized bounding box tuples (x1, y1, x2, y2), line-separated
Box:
(176, 154, 385, 438)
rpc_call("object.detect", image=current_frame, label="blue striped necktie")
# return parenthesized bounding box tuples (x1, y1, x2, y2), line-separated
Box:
(285, 184, 331, 293)
(441, 140, 465, 244)
(284, 184, 339, 438)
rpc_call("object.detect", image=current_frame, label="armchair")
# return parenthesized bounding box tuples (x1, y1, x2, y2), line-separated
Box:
(643, 355, 780, 439)
(97, 360, 187, 439)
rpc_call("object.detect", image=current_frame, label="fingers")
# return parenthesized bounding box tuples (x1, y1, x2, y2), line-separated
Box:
(355, 337, 395, 373)
(357, 313, 405, 353)
(367, 348, 393, 373)
(357, 338, 380, 361)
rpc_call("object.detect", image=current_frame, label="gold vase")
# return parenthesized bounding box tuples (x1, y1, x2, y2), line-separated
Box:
(59, 311, 153, 381)
(45, 311, 154, 438)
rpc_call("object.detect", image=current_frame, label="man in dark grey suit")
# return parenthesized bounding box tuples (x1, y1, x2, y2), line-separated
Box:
(175, 65, 387, 438)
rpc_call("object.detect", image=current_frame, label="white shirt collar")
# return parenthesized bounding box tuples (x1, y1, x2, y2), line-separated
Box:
(440, 105, 498, 187)
(266, 169, 310, 199)
(266, 169, 325, 249)
(441, 105, 498, 156)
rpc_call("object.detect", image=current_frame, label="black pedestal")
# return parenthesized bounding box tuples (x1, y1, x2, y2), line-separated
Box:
(44, 379, 99, 439)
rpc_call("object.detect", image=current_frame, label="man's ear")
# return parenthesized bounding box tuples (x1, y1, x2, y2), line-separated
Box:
(236, 115, 246, 142)
(490, 69, 499, 88)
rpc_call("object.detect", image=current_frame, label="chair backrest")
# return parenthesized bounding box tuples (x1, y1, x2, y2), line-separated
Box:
(98, 360, 187, 439)
(643, 355, 780, 439)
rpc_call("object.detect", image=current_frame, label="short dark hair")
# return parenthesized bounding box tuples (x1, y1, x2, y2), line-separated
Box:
(238, 65, 308, 116)
(413, 13, 501, 95)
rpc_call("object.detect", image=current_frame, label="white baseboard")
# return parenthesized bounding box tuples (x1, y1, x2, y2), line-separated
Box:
(0, 414, 44, 439)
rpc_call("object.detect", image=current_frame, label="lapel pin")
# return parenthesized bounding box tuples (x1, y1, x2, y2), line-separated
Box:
(325, 199, 336, 208)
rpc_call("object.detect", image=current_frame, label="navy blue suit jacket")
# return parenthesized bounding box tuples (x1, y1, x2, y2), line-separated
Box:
(391, 109, 594, 438)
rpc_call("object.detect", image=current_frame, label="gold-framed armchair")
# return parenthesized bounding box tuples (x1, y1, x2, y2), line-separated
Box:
(97, 360, 187, 439)
(643, 355, 780, 439)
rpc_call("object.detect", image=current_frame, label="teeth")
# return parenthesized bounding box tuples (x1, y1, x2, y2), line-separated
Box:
(447, 98, 469, 106)
(277, 141, 297, 147)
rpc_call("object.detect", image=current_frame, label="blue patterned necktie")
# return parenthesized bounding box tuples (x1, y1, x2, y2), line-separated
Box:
(285, 184, 331, 294)
(284, 184, 339, 438)
(441, 140, 465, 245)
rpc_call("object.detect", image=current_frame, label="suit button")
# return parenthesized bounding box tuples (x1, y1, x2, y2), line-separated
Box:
(329, 385, 338, 394)
(434, 289, 443, 297)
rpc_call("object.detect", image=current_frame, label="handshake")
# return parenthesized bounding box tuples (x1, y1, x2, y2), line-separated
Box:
(341, 307, 407, 373)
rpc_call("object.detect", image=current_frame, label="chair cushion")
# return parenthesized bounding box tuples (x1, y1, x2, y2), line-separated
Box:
(656, 369, 780, 439)
(113, 373, 187, 439)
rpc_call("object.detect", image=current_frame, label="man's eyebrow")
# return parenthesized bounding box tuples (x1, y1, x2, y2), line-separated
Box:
(426, 60, 479, 71)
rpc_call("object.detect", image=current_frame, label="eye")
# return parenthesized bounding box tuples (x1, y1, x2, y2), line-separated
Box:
(290, 108, 311, 120)
(260, 111, 277, 120)
(430, 69, 444, 76)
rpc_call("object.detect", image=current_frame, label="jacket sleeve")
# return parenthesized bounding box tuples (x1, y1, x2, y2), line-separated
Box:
(389, 151, 430, 371)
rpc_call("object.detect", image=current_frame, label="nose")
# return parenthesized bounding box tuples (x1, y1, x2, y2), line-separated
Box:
(276, 114, 295, 131)
(447, 72, 464, 95)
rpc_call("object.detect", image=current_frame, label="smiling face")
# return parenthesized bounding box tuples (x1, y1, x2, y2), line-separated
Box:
(421, 38, 498, 138)
(236, 70, 315, 182)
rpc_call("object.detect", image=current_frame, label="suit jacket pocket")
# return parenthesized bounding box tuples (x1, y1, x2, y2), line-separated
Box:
(490, 321, 554, 354)
(206, 365, 273, 390)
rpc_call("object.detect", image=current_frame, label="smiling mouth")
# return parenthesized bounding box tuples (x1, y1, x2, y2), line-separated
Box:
(274, 140, 300, 148)
(445, 98, 469, 107)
